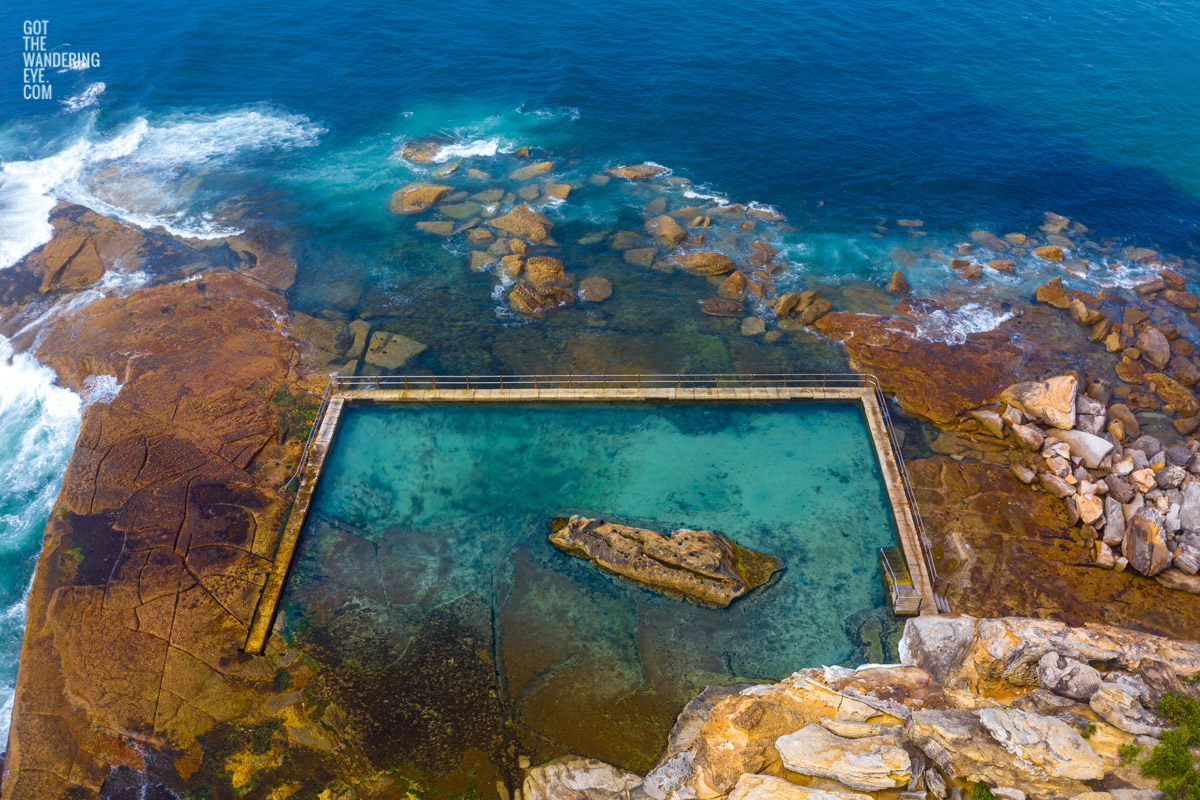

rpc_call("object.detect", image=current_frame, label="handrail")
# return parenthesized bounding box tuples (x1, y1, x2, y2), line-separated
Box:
(283, 372, 943, 600)
(878, 547, 922, 607)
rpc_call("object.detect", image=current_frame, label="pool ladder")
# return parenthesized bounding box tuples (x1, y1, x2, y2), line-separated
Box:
(878, 546, 923, 615)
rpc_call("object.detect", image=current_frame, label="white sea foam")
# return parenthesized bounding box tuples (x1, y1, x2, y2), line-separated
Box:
(62, 81, 106, 112)
(0, 109, 323, 269)
(430, 137, 502, 162)
(516, 104, 581, 121)
(909, 302, 1015, 345)
(82, 374, 122, 406)
(13, 269, 150, 342)
(682, 187, 731, 204)
(0, 334, 82, 745)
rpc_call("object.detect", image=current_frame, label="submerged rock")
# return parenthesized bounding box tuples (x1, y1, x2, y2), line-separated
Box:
(490, 205, 553, 242)
(509, 283, 574, 315)
(548, 516, 783, 607)
(607, 163, 667, 180)
(389, 183, 452, 214)
(675, 251, 736, 275)
(363, 331, 427, 370)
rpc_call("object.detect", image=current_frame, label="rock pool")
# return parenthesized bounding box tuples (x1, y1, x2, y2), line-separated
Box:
(280, 400, 904, 785)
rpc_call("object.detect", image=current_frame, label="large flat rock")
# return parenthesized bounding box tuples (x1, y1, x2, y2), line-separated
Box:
(549, 516, 783, 608)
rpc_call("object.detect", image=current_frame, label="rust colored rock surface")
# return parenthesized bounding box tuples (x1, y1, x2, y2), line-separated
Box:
(489, 204, 553, 242)
(548, 516, 783, 607)
(3, 262, 313, 798)
(675, 251, 736, 275)
(909, 458, 1200, 639)
(388, 182, 452, 214)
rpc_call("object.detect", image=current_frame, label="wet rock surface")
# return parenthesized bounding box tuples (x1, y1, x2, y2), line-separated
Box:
(548, 516, 784, 608)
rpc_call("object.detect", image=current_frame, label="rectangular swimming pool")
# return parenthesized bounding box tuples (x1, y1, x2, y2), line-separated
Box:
(279, 400, 905, 777)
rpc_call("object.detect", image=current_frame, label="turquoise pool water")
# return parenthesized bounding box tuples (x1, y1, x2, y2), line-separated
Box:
(281, 401, 901, 777)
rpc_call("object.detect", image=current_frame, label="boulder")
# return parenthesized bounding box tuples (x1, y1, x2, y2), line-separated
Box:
(647, 215, 687, 245)
(741, 317, 766, 337)
(1109, 404, 1140, 438)
(675, 251, 736, 275)
(970, 230, 1009, 252)
(624, 247, 657, 268)
(1179, 482, 1200, 531)
(363, 331, 427, 370)
(799, 296, 832, 324)
(1012, 424, 1045, 451)
(389, 183, 452, 214)
(1124, 509, 1172, 577)
(525, 256, 569, 287)
(906, 710, 1092, 798)
(775, 724, 910, 791)
(415, 220, 455, 235)
(1163, 289, 1199, 311)
(719, 271, 747, 300)
(888, 271, 910, 296)
(1077, 494, 1104, 526)
(971, 409, 1005, 438)
(1001, 376, 1077, 430)
(1039, 474, 1075, 498)
(1036, 653, 1102, 701)
(1051, 430, 1114, 469)
(547, 516, 783, 608)
(1105, 475, 1135, 504)
(607, 163, 667, 180)
(509, 283, 574, 315)
(1137, 327, 1172, 370)
(1089, 682, 1165, 736)
(1034, 245, 1064, 261)
(490, 205, 552, 242)
(509, 160, 554, 181)
(523, 756, 642, 800)
(1035, 280, 1071, 309)
(578, 276, 612, 303)
(897, 615, 977, 684)
(775, 293, 801, 317)
(727, 774, 873, 800)
(700, 298, 744, 317)
(1156, 465, 1187, 489)
(1146, 373, 1200, 416)
(976, 708, 1105, 781)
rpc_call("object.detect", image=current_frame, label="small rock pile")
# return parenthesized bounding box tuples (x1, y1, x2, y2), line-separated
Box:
(972, 373, 1200, 592)
(521, 615, 1200, 800)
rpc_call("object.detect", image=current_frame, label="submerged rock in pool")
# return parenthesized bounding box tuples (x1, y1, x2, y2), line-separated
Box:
(548, 516, 783, 608)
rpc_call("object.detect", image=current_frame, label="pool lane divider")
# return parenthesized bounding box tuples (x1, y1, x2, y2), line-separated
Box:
(243, 378, 941, 654)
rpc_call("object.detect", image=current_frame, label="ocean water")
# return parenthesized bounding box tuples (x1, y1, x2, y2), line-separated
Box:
(0, 336, 81, 745)
(282, 401, 901, 772)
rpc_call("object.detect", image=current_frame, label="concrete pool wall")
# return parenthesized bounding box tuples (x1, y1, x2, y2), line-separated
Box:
(244, 374, 943, 654)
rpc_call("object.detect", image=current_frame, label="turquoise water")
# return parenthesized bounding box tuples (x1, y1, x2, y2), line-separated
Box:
(0, 336, 81, 745)
(282, 401, 900, 772)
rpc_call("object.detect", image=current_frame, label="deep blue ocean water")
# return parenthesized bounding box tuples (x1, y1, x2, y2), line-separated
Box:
(2, 0, 1200, 753)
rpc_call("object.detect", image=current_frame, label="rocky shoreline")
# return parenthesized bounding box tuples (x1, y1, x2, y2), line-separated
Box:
(524, 614, 1200, 800)
(1, 195, 1200, 798)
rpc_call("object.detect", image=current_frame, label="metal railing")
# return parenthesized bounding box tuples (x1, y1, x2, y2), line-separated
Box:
(283, 380, 337, 491)
(284, 372, 943, 600)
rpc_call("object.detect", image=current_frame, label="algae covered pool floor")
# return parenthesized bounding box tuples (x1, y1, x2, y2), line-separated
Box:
(279, 401, 903, 782)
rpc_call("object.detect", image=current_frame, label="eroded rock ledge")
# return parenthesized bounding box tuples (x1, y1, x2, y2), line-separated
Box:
(549, 516, 784, 608)
(524, 615, 1200, 800)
